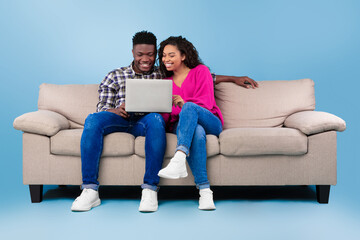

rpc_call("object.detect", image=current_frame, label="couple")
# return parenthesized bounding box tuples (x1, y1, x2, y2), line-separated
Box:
(71, 31, 258, 212)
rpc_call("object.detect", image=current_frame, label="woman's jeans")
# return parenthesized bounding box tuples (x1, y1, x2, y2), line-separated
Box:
(175, 102, 223, 189)
(81, 111, 166, 192)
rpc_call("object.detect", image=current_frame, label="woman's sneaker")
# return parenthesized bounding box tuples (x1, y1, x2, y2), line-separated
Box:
(158, 151, 188, 179)
(71, 188, 101, 212)
(199, 188, 216, 210)
(158, 157, 188, 179)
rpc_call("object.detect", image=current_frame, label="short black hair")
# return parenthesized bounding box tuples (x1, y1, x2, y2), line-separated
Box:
(132, 31, 157, 47)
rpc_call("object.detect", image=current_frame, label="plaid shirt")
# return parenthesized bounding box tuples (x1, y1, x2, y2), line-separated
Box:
(96, 63, 164, 112)
(96, 63, 217, 112)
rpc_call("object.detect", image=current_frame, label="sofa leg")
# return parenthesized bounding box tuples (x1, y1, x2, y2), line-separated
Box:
(316, 185, 330, 204)
(29, 185, 43, 203)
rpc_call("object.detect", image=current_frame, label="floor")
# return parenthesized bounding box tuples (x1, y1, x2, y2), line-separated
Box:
(1, 182, 359, 240)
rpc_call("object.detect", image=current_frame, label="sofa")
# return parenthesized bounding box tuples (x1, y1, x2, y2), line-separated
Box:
(13, 79, 346, 204)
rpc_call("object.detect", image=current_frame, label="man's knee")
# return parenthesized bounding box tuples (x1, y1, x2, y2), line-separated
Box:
(84, 113, 97, 128)
(146, 113, 166, 129)
(84, 112, 108, 129)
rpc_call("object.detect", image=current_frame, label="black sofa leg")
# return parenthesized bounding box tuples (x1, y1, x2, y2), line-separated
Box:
(316, 185, 330, 204)
(29, 185, 43, 203)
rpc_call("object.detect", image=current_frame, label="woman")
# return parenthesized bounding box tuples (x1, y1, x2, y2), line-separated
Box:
(157, 36, 224, 210)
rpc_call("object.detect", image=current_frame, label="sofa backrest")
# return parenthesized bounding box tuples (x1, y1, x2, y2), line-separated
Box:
(38, 79, 315, 129)
(38, 83, 99, 127)
(215, 79, 315, 129)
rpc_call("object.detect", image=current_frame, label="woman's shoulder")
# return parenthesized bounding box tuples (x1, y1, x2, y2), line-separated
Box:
(193, 64, 209, 71)
(191, 64, 210, 75)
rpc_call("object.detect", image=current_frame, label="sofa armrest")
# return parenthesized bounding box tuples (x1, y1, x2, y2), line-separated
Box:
(13, 110, 70, 136)
(284, 111, 346, 135)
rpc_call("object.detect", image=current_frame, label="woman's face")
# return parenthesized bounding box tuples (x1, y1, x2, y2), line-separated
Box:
(162, 44, 186, 72)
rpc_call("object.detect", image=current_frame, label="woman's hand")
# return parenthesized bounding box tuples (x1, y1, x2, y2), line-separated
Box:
(173, 95, 185, 108)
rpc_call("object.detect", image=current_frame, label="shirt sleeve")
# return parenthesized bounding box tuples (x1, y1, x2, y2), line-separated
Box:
(211, 73, 216, 84)
(96, 72, 124, 112)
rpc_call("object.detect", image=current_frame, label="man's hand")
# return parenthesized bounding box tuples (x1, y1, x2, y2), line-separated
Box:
(232, 76, 259, 89)
(106, 103, 129, 118)
(215, 75, 259, 89)
(173, 95, 185, 108)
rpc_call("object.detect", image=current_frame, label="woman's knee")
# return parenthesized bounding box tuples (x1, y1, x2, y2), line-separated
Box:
(193, 125, 206, 142)
(180, 102, 197, 117)
(182, 102, 197, 110)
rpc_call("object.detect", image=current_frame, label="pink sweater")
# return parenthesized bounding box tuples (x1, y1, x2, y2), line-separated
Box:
(162, 64, 224, 131)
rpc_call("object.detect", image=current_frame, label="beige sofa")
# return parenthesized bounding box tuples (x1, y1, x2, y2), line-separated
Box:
(13, 79, 346, 204)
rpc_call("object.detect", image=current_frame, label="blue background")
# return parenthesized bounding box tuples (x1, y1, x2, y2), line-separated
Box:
(0, 0, 359, 239)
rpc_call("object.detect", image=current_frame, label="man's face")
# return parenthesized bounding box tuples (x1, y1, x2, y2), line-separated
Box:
(132, 44, 156, 73)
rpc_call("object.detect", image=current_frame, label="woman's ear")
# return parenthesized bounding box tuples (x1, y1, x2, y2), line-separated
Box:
(181, 54, 186, 62)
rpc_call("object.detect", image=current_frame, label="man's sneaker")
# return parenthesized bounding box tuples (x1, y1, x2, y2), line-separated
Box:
(139, 189, 158, 212)
(158, 157, 188, 179)
(71, 188, 101, 212)
(199, 188, 216, 210)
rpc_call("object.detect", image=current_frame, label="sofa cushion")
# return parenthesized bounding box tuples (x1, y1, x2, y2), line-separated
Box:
(134, 133, 220, 158)
(51, 129, 135, 156)
(38, 83, 99, 126)
(284, 111, 346, 135)
(13, 110, 70, 136)
(215, 79, 315, 129)
(219, 128, 307, 156)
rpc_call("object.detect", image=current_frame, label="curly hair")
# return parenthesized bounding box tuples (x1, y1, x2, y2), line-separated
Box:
(158, 36, 203, 77)
(132, 31, 157, 47)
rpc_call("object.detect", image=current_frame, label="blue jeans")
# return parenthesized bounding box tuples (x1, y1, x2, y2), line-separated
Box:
(81, 111, 166, 192)
(174, 102, 222, 189)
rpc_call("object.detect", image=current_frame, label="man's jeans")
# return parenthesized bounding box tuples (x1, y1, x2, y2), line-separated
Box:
(81, 111, 166, 192)
(175, 102, 222, 189)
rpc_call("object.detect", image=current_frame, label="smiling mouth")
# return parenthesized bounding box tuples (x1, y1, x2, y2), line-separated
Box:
(165, 63, 173, 68)
(141, 63, 150, 67)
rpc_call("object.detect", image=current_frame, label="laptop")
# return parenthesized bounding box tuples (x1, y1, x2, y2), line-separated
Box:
(125, 79, 173, 113)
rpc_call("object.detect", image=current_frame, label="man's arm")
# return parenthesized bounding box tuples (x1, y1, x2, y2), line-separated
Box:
(97, 71, 124, 112)
(215, 75, 259, 88)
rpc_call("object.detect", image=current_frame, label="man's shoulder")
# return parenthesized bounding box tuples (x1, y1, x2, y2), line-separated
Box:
(106, 65, 133, 77)
(100, 65, 135, 84)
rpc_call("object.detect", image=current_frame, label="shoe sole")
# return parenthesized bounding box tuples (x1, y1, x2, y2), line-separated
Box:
(199, 205, 216, 210)
(158, 171, 188, 179)
(71, 199, 101, 212)
(138, 206, 158, 212)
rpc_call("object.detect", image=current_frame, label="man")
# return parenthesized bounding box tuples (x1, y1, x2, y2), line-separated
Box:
(71, 31, 258, 213)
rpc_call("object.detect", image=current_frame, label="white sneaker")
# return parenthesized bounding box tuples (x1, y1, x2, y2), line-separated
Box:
(139, 189, 158, 212)
(199, 188, 216, 210)
(71, 188, 101, 212)
(158, 157, 188, 179)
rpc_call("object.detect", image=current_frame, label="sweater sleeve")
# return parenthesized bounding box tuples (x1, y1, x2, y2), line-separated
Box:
(185, 65, 215, 110)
